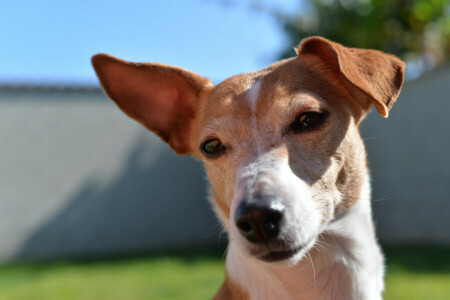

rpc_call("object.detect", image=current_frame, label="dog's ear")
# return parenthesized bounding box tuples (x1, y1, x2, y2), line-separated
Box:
(298, 37, 405, 118)
(91, 54, 211, 155)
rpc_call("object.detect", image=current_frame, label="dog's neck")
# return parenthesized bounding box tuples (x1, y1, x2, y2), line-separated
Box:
(216, 174, 384, 300)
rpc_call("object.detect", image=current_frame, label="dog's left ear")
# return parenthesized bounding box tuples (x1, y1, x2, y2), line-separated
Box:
(298, 37, 405, 118)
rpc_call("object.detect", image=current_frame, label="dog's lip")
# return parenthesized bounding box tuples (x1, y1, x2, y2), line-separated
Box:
(257, 246, 302, 262)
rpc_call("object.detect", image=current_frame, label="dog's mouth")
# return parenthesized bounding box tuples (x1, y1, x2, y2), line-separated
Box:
(257, 246, 303, 262)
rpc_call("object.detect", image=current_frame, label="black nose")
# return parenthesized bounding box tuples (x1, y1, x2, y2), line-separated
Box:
(234, 198, 284, 244)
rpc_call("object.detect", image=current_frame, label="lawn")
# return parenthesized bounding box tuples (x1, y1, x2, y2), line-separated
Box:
(0, 246, 448, 300)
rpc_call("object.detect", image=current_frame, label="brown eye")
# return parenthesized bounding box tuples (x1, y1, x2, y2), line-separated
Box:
(291, 111, 327, 133)
(200, 138, 225, 157)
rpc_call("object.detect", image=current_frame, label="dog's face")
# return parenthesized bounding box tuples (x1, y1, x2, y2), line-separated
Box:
(193, 59, 367, 264)
(92, 37, 404, 265)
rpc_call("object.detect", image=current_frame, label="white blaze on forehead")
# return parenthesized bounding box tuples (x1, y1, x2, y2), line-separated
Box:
(246, 79, 262, 154)
(246, 79, 261, 111)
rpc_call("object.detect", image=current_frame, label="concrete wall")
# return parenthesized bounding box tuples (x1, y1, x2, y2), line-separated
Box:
(0, 87, 220, 262)
(360, 66, 450, 244)
(0, 67, 448, 262)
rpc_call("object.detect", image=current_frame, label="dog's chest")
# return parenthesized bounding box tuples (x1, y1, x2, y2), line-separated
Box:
(225, 245, 353, 300)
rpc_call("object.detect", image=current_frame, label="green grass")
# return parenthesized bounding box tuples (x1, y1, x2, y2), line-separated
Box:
(0, 246, 448, 300)
(383, 247, 450, 300)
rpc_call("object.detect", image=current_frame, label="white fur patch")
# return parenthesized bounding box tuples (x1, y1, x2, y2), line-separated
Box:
(226, 173, 385, 299)
(226, 244, 290, 300)
(246, 79, 261, 110)
(246, 79, 262, 155)
(229, 151, 320, 267)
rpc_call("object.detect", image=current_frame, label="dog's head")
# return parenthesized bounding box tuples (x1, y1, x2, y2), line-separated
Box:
(92, 37, 404, 265)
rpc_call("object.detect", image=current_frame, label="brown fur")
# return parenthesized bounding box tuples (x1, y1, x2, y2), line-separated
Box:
(213, 277, 249, 300)
(298, 37, 405, 117)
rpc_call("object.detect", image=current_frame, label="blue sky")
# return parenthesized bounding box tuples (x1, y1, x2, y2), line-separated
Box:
(0, 0, 300, 85)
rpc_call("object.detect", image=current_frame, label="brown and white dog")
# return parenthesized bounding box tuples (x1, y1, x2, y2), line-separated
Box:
(92, 37, 404, 300)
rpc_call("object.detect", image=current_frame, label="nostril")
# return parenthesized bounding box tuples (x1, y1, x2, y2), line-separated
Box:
(236, 218, 252, 233)
(234, 199, 285, 243)
(265, 211, 282, 225)
(263, 211, 282, 236)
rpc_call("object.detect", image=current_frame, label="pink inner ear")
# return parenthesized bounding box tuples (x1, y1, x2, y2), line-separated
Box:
(98, 61, 187, 135)
(133, 84, 180, 132)
(92, 54, 204, 153)
(151, 87, 179, 125)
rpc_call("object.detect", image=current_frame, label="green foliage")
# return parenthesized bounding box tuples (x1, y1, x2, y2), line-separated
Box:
(279, 0, 450, 68)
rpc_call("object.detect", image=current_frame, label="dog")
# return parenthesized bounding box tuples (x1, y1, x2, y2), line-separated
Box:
(91, 36, 404, 300)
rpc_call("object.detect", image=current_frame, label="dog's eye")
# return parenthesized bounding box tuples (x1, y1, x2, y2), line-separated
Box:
(200, 138, 225, 158)
(291, 111, 327, 133)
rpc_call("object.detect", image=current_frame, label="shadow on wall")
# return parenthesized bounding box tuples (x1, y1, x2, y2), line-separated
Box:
(14, 133, 222, 261)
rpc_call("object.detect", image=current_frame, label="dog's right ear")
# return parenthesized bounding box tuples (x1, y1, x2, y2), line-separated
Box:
(91, 54, 211, 155)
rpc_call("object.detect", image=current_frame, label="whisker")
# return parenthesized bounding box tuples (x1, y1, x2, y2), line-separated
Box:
(268, 270, 284, 288)
(198, 232, 218, 240)
(210, 223, 222, 230)
(222, 244, 230, 263)
(340, 196, 371, 201)
(198, 226, 223, 240)
(371, 198, 392, 202)
(312, 190, 330, 198)
(314, 240, 329, 250)
(316, 235, 337, 249)
(314, 242, 326, 250)
(306, 251, 317, 288)
(218, 227, 229, 244)
(267, 269, 290, 297)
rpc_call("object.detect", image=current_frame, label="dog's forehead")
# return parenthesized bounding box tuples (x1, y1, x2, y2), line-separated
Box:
(206, 65, 273, 108)
(199, 57, 333, 131)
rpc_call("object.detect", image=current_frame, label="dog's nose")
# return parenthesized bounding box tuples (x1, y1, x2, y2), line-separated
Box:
(234, 198, 284, 244)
